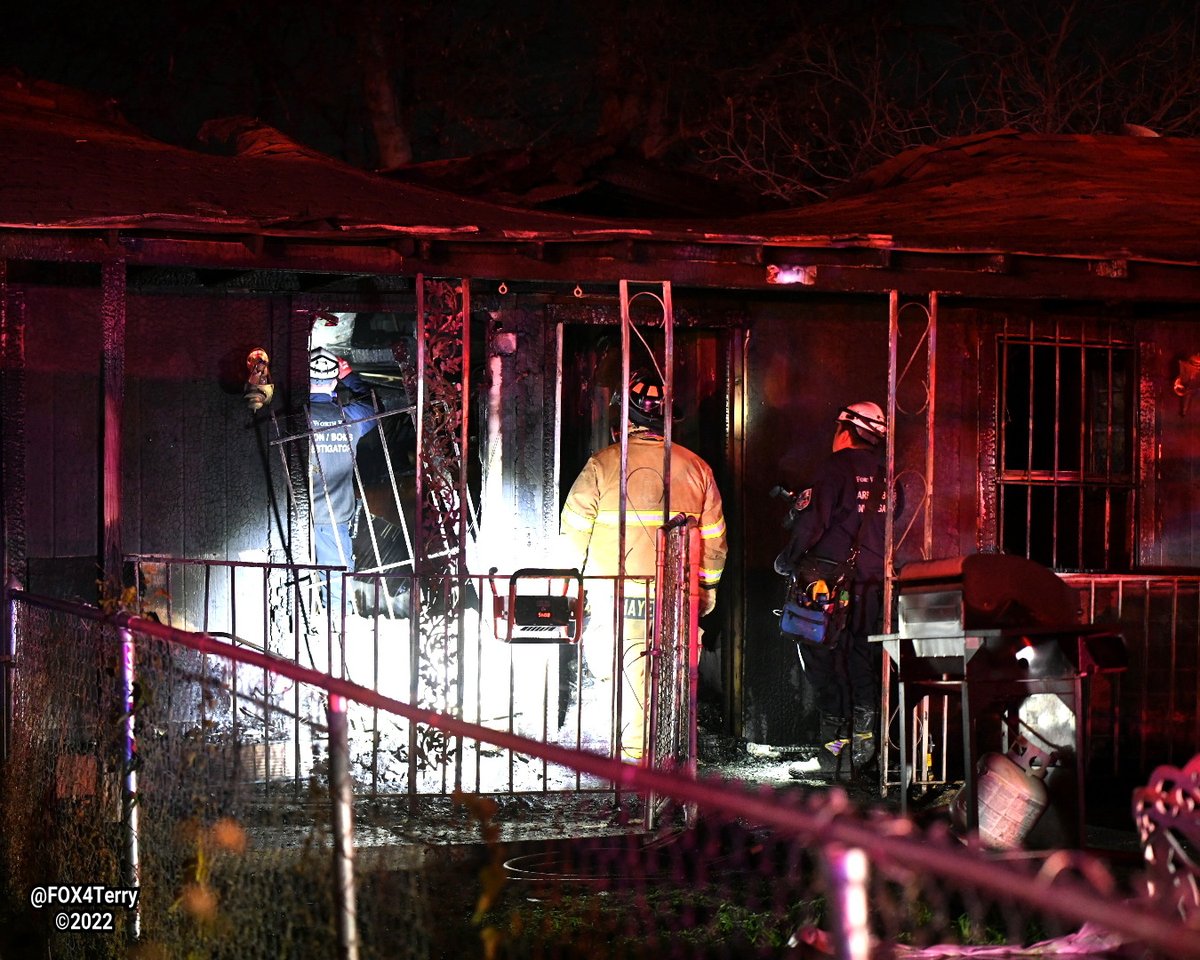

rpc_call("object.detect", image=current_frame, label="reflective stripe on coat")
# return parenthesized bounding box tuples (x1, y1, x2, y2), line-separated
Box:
(560, 430, 727, 586)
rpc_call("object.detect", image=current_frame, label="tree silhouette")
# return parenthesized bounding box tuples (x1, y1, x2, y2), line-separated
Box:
(4, 0, 1199, 202)
(698, 0, 1200, 202)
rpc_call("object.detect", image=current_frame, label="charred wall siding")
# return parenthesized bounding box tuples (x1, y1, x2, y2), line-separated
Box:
(22, 284, 100, 595)
(15, 285, 304, 600)
(489, 298, 558, 564)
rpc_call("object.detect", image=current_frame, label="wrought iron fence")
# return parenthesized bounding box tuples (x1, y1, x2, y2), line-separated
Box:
(1062, 573, 1200, 779)
(127, 553, 698, 803)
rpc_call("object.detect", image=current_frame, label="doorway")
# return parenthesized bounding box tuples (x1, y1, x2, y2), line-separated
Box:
(555, 319, 738, 729)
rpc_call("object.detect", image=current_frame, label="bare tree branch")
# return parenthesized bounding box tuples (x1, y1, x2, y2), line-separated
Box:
(690, 0, 1200, 205)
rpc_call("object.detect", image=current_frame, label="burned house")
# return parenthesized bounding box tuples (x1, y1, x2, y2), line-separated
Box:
(2, 77, 1200, 800)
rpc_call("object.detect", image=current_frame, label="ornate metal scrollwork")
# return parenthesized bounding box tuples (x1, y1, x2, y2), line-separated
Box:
(1134, 754, 1200, 922)
(415, 277, 466, 577)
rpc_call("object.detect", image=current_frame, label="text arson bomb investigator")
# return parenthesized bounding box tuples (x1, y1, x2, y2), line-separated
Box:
(307, 347, 377, 615)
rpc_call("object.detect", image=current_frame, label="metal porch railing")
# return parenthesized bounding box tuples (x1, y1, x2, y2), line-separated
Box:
(125, 553, 689, 801)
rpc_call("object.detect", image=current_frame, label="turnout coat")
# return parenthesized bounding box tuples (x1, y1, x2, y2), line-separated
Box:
(560, 429, 727, 588)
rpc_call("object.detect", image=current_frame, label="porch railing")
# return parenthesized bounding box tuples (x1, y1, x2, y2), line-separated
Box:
(126, 535, 701, 805)
(1061, 572, 1200, 779)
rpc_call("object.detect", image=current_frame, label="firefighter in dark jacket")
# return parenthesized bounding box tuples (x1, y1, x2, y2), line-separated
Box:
(774, 401, 888, 778)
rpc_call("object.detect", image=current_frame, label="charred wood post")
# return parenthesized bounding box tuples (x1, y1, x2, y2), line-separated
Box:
(100, 258, 126, 604)
(413, 275, 471, 794)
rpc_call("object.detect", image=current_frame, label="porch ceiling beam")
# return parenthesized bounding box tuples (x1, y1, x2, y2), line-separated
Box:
(0, 232, 408, 274)
(782, 257, 1200, 301)
(542, 299, 743, 328)
(6, 229, 1200, 302)
(407, 248, 1200, 302)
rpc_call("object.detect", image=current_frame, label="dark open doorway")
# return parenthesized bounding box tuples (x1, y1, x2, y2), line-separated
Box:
(556, 323, 733, 511)
(555, 319, 738, 728)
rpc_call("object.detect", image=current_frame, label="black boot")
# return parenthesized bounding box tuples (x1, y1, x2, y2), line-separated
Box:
(788, 713, 848, 779)
(817, 713, 850, 778)
(851, 706, 878, 776)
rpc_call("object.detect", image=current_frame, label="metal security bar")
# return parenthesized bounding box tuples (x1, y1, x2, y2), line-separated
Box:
(649, 515, 701, 776)
(271, 399, 419, 613)
(997, 327, 1135, 572)
(881, 291, 939, 798)
(646, 516, 701, 829)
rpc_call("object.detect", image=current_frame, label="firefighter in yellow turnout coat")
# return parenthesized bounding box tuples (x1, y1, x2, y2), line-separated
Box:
(560, 371, 727, 762)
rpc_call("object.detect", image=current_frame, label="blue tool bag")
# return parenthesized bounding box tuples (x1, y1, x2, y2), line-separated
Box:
(780, 599, 831, 644)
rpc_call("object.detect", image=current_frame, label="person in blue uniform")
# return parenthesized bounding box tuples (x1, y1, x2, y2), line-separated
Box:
(308, 347, 376, 615)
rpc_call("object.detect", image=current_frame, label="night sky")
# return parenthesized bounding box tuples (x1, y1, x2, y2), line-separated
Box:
(4, 0, 633, 161)
(4, 0, 1199, 203)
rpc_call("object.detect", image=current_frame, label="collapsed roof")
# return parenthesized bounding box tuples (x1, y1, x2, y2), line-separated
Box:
(4, 76, 1200, 301)
(381, 139, 781, 218)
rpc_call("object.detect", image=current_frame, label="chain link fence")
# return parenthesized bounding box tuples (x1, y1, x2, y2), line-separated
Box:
(3, 589, 1200, 959)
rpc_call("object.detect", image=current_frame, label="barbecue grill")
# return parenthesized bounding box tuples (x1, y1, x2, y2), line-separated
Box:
(871, 554, 1126, 845)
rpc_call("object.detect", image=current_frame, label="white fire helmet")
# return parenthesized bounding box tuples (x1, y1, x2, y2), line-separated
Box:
(309, 311, 356, 352)
(309, 348, 340, 395)
(837, 401, 887, 445)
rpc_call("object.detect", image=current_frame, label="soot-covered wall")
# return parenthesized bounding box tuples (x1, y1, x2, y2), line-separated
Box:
(16, 285, 303, 600)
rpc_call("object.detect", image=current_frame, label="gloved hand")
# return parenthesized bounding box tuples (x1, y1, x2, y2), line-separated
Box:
(700, 586, 718, 617)
(337, 355, 353, 380)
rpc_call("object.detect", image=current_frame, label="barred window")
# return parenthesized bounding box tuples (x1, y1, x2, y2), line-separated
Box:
(998, 338, 1135, 572)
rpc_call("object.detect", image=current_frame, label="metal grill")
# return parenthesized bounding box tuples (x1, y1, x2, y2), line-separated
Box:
(875, 554, 1127, 848)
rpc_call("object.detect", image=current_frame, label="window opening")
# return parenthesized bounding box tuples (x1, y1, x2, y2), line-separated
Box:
(998, 336, 1134, 572)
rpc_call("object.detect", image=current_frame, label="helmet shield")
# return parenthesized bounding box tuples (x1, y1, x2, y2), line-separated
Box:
(836, 401, 887, 444)
(309, 347, 339, 395)
(611, 369, 682, 434)
(627, 371, 666, 427)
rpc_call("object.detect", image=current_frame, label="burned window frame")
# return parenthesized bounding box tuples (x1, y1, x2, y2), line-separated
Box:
(981, 318, 1141, 574)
